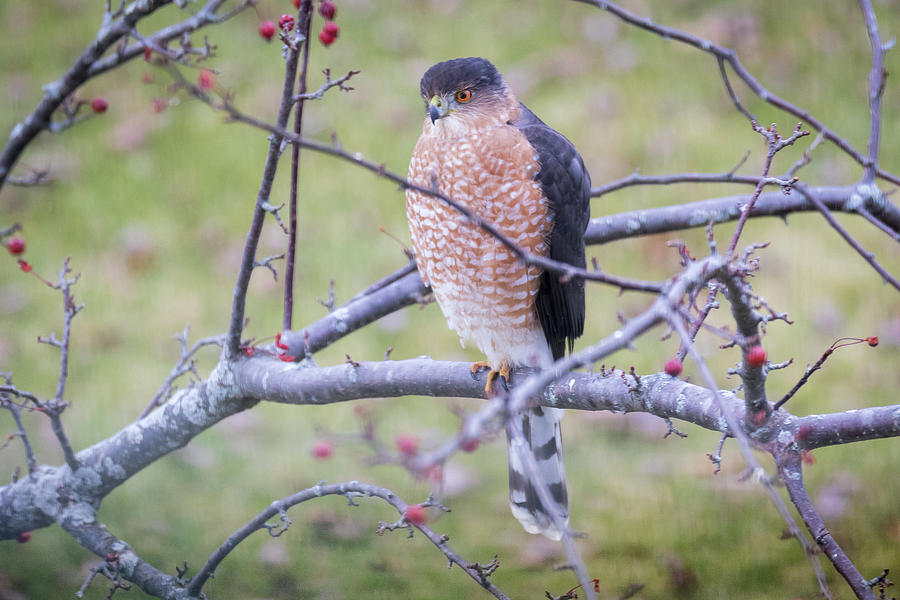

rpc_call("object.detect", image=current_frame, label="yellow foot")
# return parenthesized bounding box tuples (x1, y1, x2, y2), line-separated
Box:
(470, 361, 511, 396)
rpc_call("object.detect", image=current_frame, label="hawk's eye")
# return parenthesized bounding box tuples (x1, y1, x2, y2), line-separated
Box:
(455, 90, 472, 103)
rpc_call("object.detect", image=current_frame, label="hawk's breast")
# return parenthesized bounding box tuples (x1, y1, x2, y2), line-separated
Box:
(406, 123, 553, 367)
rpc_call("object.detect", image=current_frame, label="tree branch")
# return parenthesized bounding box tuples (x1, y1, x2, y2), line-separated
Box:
(224, 26, 304, 358)
(777, 454, 875, 599)
(585, 185, 900, 244)
(858, 0, 888, 183)
(284, 0, 314, 332)
(571, 0, 900, 186)
(186, 481, 511, 599)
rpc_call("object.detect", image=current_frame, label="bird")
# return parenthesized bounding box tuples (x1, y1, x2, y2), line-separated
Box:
(405, 57, 591, 540)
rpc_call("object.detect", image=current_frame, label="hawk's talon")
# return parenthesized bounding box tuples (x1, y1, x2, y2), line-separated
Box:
(470, 361, 491, 381)
(472, 361, 511, 397)
(498, 361, 511, 393)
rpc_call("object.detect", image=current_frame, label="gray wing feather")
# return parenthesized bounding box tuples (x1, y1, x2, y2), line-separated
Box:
(513, 103, 591, 360)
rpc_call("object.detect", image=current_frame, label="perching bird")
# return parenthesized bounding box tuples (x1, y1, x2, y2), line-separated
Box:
(405, 57, 591, 539)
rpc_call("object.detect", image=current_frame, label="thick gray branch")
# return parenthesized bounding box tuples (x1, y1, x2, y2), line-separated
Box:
(586, 185, 900, 245)
(0, 363, 250, 539)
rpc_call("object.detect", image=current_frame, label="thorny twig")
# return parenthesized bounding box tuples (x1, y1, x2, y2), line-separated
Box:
(293, 68, 360, 102)
(139, 328, 226, 419)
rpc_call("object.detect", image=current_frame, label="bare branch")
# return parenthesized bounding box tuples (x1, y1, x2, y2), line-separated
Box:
(778, 454, 874, 599)
(795, 183, 900, 291)
(0, 399, 37, 475)
(284, 0, 315, 333)
(41, 258, 83, 471)
(0, 0, 248, 190)
(293, 68, 361, 102)
(139, 327, 226, 419)
(186, 481, 512, 600)
(726, 121, 809, 257)
(858, 0, 889, 182)
(590, 166, 763, 198)
(571, 0, 900, 186)
(586, 185, 900, 245)
(773, 337, 879, 411)
(224, 24, 304, 358)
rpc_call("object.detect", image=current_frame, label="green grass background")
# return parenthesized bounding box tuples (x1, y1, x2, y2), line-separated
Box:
(1, 0, 899, 598)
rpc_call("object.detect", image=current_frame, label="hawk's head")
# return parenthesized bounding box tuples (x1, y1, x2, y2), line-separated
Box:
(418, 57, 518, 136)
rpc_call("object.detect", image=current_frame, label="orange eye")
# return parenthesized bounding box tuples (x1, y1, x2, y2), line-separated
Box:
(455, 90, 472, 103)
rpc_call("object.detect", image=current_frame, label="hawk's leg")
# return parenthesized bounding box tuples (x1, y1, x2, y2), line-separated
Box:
(470, 360, 511, 396)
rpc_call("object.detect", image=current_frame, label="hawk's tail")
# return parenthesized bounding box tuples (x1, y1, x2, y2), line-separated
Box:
(507, 405, 568, 540)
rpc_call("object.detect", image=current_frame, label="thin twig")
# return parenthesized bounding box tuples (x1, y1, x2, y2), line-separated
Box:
(858, 0, 888, 183)
(778, 455, 870, 599)
(138, 328, 225, 419)
(284, 0, 314, 332)
(774, 337, 879, 411)
(186, 481, 511, 600)
(571, 0, 900, 186)
(0, 399, 37, 474)
(795, 183, 900, 291)
(293, 68, 360, 102)
(223, 22, 304, 358)
(0, 0, 248, 190)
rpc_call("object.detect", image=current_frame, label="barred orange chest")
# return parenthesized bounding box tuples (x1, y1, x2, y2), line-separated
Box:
(406, 121, 554, 369)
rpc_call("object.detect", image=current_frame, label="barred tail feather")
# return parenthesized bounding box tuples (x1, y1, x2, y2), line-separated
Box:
(507, 406, 568, 540)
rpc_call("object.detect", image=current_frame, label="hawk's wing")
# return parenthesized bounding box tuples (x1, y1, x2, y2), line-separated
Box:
(514, 104, 591, 360)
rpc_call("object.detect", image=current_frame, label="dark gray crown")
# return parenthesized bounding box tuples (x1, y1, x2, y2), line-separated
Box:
(419, 57, 503, 98)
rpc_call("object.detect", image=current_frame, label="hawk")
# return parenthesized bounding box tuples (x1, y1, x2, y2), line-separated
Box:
(406, 57, 591, 539)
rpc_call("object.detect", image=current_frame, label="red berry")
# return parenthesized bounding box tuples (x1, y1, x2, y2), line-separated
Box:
(7, 237, 25, 255)
(16, 532, 30, 544)
(311, 440, 333, 459)
(747, 346, 767, 368)
(395, 435, 419, 456)
(664, 357, 682, 377)
(319, 0, 336, 20)
(865, 336, 879, 347)
(278, 14, 295, 31)
(292, 0, 300, 7)
(17, 259, 31, 273)
(152, 98, 167, 113)
(143, 47, 152, 61)
(404, 504, 427, 526)
(461, 437, 479, 453)
(259, 20, 276, 40)
(197, 69, 216, 90)
(91, 97, 108, 113)
(322, 21, 339, 37)
(318, 30, 336, 46)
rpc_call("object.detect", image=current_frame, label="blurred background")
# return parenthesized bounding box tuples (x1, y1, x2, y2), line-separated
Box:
(1, 0, 898, 598)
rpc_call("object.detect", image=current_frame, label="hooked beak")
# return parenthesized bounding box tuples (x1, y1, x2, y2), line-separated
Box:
(428, 95, 450, 124)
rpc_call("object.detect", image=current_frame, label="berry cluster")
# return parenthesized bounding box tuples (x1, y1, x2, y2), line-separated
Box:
(259, 1, 340, 46)
(317, 1, 339, 46)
